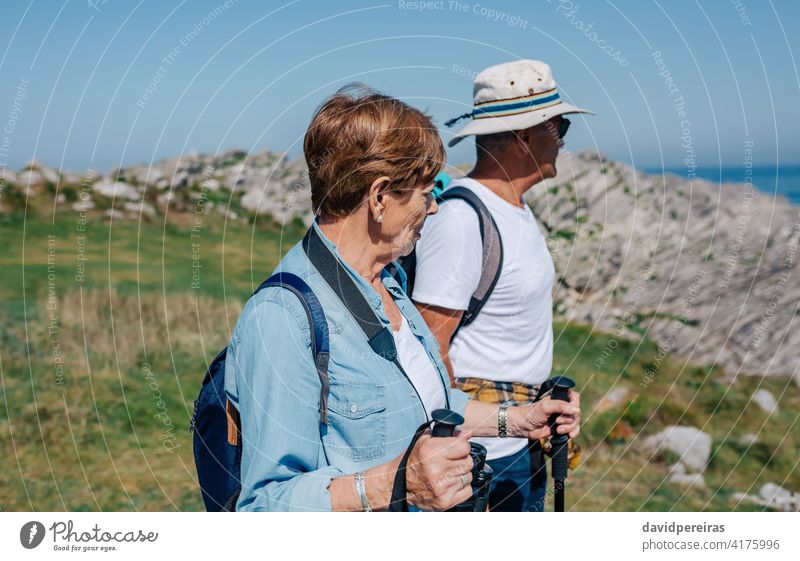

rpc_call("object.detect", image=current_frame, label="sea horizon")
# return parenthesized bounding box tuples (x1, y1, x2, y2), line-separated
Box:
(642, 163, 800, 206)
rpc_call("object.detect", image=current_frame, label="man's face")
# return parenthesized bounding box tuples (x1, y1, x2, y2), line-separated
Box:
(523, 115, 566, 179)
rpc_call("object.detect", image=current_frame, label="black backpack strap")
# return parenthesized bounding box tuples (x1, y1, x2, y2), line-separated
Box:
(302, 227, 395, 360)
(302, 225, 449, 410)
(438, 186, 504, 329)
(257, 272, 331, 425)
(388, 420, 432, 512)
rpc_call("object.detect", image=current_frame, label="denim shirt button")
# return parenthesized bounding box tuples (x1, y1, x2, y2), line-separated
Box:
(350, 404, 358, 413)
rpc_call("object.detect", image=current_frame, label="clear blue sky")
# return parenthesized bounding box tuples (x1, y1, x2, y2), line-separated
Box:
(1, 0, 798, 172)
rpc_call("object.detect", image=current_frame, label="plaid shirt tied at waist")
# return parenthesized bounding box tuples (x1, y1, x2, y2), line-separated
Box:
(454, 376, 581, 470)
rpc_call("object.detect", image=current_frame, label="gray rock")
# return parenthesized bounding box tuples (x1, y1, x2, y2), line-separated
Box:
(17, 169, 43, 184)
(130, 165, 165, 187)
(759, 483, 799, 511)
(669, 471, 706, 489)
(124, 201, 156, 216)
(752, 389, 778, 415)
(200, 178, 221, 192)
(740, 433, 759, 444)
(103, 209, 125, 219)
(72, 200, 94, 212)
(156, 191, 174, 207)
(60, 170, 84, 184)
(93, 180, 140, 201)
(643, 425, 712, 472)
(1, 168, 18, 185)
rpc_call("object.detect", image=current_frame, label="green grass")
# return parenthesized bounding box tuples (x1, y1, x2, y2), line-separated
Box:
(552, 322, 800, 511)
(1, 210, 797, 511)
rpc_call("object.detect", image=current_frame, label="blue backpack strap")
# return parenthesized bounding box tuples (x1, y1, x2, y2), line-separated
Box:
(256, 272, 331, 425)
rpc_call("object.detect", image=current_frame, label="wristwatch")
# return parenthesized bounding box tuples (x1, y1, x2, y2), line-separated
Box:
(498, 402, 510, 438)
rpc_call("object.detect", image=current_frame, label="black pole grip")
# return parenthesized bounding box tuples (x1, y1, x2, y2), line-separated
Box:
(431, 408, 464, 438)
(549, 376, 575, 482)
(547, 376, 575, 512)
(546, 376, 576, 434)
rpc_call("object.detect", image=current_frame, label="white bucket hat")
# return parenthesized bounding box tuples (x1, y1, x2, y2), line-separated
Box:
(446, 59, 594, 147)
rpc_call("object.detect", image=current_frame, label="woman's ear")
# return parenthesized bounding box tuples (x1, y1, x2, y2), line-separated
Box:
(367, 175, 391, 222)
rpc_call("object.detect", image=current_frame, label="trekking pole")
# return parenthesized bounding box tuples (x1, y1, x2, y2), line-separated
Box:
(430, 409, 493, 512)
(547, 376, 576, 512)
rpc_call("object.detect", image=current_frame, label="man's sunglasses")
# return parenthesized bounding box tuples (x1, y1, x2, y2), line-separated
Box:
(557, 118, 571, 140)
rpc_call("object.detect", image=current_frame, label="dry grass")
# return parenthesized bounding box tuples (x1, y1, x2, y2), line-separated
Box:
(1, 289, 239, 511)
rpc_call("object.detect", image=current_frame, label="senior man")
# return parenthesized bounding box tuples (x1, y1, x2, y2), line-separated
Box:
(413, 60, 593, 511)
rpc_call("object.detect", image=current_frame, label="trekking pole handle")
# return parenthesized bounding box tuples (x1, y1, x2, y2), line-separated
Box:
(547, 376, 576, 483)
(431, 409, 464, 438)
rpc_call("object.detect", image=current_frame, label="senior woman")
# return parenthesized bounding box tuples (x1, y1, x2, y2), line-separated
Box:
(224, 85, 580, 511)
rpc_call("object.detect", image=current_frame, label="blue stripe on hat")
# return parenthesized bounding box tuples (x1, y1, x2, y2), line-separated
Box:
(472, 92, 561, 119)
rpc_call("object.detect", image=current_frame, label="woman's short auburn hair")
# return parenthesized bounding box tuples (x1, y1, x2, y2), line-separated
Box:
(304, 84, 445, 219)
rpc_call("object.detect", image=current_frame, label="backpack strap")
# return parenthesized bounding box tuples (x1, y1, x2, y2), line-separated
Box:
(257, 272, 331, 425)
(225, 271, 331, 447)
(437, 186, 504, 329)
(217, 272, 330, 512)
(302, 228, 392, 360)
(302, 225, 450, 410)
(388, 420, 432, 512)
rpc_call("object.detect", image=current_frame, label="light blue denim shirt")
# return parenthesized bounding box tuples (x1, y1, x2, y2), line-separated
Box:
(224, 222, 470, 511)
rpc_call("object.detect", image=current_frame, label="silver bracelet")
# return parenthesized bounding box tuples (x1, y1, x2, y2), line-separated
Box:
(354, 472, 372, 512)
(498, 402, 510, 438)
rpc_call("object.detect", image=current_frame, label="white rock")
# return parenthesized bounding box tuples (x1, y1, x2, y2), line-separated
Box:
(72, 200, 94, 211)
(669, 472, 706, 489)
(39, 165, 59, 183)
(752, 389, 778, 415)
(60, 171, 84, 184)
(669, 463, 686, 475)
(157, 191, 174, 206)
(241, 187, 277, 215)
(17, 170, 43, 184)
(734, 485, 800, 511)
(0, 168, 18, 185)
(759, 483, 800, 512)
(93, 180, 140, 201)
(643, 425, 712, 472)
(740, 433, 759, 444)
(103, 209, 125, 219)
(124, 201, 156, 216)
(200, 178, 221, 192)
(131, 166, 165, 187)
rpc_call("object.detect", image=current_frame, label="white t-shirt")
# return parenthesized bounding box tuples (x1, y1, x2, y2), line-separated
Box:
(412, 177, 556, 460)
(392, 314, 446, 421)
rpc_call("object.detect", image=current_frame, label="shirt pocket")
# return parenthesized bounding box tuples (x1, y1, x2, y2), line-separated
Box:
(324, 379, 387, 462)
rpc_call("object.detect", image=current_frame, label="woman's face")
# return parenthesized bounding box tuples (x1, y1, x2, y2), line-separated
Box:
(382, 181, 438, 259)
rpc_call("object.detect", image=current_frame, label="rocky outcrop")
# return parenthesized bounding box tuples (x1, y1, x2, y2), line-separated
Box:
(526, 150, 800, 380)
(1, 150, 314, 224)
